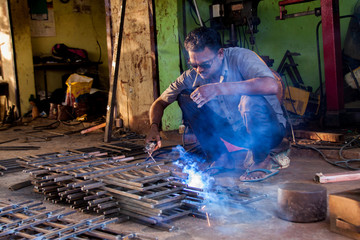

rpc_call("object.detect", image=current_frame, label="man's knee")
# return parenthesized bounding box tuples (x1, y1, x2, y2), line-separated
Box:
(238, 95, 269, 115)
(238, 95, 282, 139)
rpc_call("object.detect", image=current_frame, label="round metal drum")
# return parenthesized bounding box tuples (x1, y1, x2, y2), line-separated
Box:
(277, 183, 327, 223)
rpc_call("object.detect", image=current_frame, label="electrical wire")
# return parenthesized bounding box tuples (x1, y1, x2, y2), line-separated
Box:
(294, 135, 360, 170)
(96, 40, 102, 63)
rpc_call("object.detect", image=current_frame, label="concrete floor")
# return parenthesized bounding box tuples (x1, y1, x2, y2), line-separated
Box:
(0, 118, 359, 240)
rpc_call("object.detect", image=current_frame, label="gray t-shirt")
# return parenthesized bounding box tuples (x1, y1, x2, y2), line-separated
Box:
(160, 47, 286, 128)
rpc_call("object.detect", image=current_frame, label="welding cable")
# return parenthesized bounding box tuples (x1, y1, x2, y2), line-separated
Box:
(282, 104, 296, 144)
(96, 40, 102, 63)
(294, 135, 360, 170)
(339, 135, 360, 170)
(147, 143, 204, 162)
(60, 120, 83, 126)
(32, 120, 60, 130)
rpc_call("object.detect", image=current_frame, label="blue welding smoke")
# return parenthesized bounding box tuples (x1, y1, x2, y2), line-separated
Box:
(173, 145, 214, 190)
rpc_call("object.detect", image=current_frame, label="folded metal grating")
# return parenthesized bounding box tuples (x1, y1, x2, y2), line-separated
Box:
(0, 141, 145, 175)
(0, 200, 157, 240)
(17, 145, 204, 231)
(16, 141, 267, 231)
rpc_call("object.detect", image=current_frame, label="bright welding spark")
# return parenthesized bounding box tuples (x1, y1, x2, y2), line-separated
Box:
(206, 212, 211, 227)
(202, 205, 211, 227)
(173, 145, 213, 189)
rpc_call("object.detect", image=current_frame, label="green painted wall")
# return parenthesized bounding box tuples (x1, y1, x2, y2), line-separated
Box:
(155, 1, 182, 131)
(256, 0, 354, 92)
(31, 0, 109, 95)
(155, 0, 357, 131)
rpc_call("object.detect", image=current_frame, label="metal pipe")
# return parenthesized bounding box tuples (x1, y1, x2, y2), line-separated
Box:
(192, 0, 203, 26)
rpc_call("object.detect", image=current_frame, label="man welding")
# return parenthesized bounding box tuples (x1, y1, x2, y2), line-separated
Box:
(145, 27, 286, 182)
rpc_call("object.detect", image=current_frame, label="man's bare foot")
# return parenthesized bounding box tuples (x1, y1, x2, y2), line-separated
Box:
(239, 156, 274, 181)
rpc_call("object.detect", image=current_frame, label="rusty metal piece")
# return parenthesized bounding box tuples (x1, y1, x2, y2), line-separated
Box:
(277, 183, 327, 223)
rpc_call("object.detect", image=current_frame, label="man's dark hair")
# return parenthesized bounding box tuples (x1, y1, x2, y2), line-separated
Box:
(184, 27, 222, 53)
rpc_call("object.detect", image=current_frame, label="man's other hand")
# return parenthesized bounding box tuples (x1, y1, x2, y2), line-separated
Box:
(190, 83, 219, 108)
(145, 124, 162, 151)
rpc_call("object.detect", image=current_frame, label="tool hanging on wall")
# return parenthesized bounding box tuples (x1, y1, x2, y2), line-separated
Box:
(276, 0, 320, 20)
(104, 0, 127, 143)
(209, 0, 261, 48)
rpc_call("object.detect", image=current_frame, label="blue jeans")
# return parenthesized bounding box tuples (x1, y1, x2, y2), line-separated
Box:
(177, 90, 285, 164)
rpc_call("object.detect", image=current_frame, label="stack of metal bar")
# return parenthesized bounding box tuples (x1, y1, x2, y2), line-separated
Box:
(0, 200, 157, 240)
(0, 157, 25, 175)
(17, 144, 205, 230)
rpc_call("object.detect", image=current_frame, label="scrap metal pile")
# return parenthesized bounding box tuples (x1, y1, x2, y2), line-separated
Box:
(0, 157, 25, 175)
(0, 200, 156, 239)
(16, 141, 206, 231)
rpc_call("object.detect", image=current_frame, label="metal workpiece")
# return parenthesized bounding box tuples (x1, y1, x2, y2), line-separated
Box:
(0, 201, 158, 239)
(17, 140, 269, 232)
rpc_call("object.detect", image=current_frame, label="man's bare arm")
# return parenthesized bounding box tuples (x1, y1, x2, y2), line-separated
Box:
(191, 77, 278, 108)
(145, 97, 171, 147)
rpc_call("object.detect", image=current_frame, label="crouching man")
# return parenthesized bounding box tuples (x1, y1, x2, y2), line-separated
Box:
(145, 27, 286, 182)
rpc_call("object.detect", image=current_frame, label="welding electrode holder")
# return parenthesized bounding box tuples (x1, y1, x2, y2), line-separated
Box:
(144, 141, 157, 154)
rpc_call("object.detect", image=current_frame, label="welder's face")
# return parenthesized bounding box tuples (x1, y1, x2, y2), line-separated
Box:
(188, 47, 223, 80)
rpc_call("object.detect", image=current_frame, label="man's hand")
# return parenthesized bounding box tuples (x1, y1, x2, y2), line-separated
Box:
(190, 83, 220, 108)
(145, 123, 162, 152)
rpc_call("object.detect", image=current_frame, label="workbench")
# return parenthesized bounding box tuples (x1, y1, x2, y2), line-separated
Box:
(33, 61, 101, 99)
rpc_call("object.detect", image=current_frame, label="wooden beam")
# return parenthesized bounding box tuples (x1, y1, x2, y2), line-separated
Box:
(294, 130, 344, 142)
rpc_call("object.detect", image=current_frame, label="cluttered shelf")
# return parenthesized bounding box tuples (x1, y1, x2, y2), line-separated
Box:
(33, 61, 102, 70)
(33, 61, 102, 99)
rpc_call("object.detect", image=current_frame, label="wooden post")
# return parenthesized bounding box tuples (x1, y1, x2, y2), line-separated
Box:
(104, 0, 127, 143)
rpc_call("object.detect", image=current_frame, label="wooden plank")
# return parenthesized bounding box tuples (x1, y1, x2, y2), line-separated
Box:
(315, 171, 360, 183)
(294, 130, 344, 142)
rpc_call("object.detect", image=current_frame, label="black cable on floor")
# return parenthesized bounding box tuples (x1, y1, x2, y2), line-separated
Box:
(293, 135, 360, 170)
